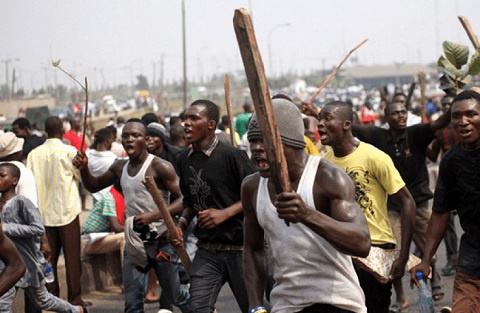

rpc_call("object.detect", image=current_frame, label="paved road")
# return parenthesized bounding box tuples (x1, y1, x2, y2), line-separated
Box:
(13, 218, 458, 313)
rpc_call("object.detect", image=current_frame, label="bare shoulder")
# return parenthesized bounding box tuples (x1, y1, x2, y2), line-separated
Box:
(242, 172, 261, 193)
(110, 158, 128, 175)
(241, 172, 261, 210)
(316, 158, 355, 196)
(148, 155, 176, 177)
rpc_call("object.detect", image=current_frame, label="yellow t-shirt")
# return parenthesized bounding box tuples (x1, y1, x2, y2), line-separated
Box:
(324, 141, 405, 246)
(304, 135, 320, 156)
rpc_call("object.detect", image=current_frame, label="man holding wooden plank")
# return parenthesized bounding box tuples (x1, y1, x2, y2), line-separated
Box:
(242, 98, 370, 313)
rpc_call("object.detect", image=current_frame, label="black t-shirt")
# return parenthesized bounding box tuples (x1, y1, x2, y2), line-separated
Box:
(177, 141, 257, 245)
(23, 135, 46, 160)
(353, 123, 434, 208)
(433, 143, 480, 277)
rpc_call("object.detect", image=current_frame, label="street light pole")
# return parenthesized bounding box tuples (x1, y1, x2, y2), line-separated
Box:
(182, 0, 188, 110)
(268, 23, 290, 77)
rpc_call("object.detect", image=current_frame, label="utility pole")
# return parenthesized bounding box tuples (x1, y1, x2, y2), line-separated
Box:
(11, 68, 16, 99)
(1, 58, 19, 102)
(182, 0, 188, 109)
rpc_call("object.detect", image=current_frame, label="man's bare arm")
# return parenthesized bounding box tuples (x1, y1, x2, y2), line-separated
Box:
(0, 223, 26, 296)
(136, 158, 183, 225)
(430, 106, 451, 133)
(410, 211, 450, 287)
(275, 160, 371, 257)
(72, 150, 123, 193)
(389, 187, 416, 279)
(241, 173, 266, 310)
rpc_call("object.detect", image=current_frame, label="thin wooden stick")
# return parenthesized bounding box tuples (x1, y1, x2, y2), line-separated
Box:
(143, 176, 191, 277)
(224, 73, 235, 146)
(458, 16, 480, 50)
(80, 77, 88, 152)
(51, 60, 89, 152)
(308, 39, 368, 105)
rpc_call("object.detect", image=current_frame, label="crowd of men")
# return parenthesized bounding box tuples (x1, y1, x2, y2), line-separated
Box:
(0, 85, 479, 313)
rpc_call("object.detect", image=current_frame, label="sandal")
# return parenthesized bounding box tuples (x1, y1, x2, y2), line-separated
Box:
(389, 301, 408, 313)
(432, 283, 445, 301)
(432, 271, 445, 301)
(441, 264, 456, 276)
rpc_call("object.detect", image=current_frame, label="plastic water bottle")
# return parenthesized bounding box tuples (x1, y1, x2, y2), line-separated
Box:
(44, 262, 55, 283)
(416, 272, 435, 313)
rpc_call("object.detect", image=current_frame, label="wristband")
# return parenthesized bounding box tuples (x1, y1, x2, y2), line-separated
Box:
(178, 216, 189, 227)
(250, 306, 267, 313)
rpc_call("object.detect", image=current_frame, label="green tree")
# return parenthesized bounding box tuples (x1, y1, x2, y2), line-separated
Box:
(438, 40, 480, 95)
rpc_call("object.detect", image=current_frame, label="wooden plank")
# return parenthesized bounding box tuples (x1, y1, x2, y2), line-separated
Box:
(419, 70, 427, 122)
(224, 73, 236, 146)
(143, 176, 191, 276)
(233, 8, 290, 194)
(458, 16, 480, 50)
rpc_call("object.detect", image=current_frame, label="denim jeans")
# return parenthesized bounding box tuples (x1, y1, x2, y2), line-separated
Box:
(443, 211, 458, 262)
(0, 286, 80, 313)
(188, 247, 248, 313)
(123, 239, 189, 313)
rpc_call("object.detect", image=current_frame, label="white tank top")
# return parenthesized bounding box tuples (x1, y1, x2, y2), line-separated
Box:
(256, 155, 366, 313)
(121, 154, 168, 236)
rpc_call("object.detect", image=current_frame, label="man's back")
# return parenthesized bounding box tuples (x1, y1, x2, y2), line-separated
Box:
(27, 138, 81, 226)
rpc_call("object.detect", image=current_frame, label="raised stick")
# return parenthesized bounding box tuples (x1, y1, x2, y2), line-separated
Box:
(233, 8, 291, 196)
(143, 176, 191, 276)
(51, 60, 89, 152)
(418, 70, 427, 122)
(458, 16, 480, 50)
(308, 39, 368, 105)
(80, 77, 88, 152)
(224, 73, 235, 146)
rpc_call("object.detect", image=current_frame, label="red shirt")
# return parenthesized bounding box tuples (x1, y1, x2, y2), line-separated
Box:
(63, 130, 87, 151)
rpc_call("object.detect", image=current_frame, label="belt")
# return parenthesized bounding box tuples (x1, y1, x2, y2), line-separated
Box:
(197, 240, 243, 252)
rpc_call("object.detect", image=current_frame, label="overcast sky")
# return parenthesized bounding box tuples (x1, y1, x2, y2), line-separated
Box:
(1, 0, 479, 92)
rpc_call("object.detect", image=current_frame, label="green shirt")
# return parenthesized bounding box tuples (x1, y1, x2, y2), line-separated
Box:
(234, 112, 252, 137)
(82, 192, 117, 234)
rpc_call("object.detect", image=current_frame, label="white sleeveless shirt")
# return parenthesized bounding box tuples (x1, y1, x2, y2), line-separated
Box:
(256, 155, 366, 313)
(121, 153, 168, 236)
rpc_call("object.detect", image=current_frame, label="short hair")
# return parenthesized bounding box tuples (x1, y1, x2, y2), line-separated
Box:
(0, 163, 21, 180)
(12, 117, 31, 130)
(452, 90, 480, 107)
(125, 118, 148, 133)
(141, 113, 159, 125)
(169, 124, 185, 143)
(169, 116, 182, 126)
(117, 116, 125, 124)
(93, 128, 114, 144)
(323, 101, 354, 122)
(45, 116, 63, 136)
(243, 103, 253, 112)
(106, 125, 117, 137)
(190, 99, 219, 126)
(393, 92, 407, 99)
(384, 101, 407, 116)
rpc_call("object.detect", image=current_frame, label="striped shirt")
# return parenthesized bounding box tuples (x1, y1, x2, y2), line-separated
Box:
(27, 138, 81, 226)
(82, 191, 117, 234)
